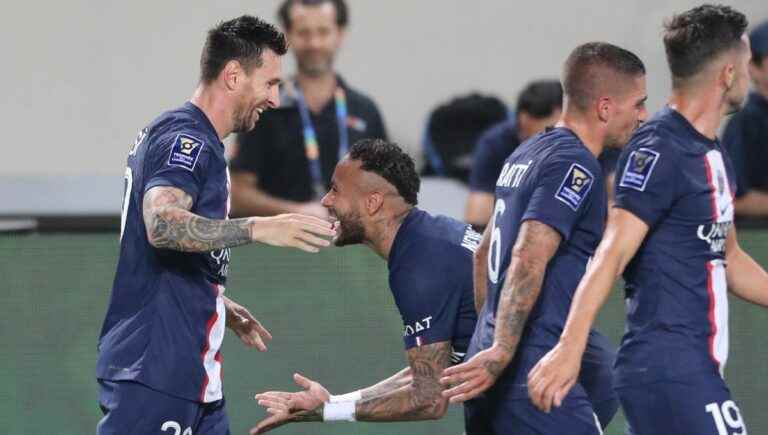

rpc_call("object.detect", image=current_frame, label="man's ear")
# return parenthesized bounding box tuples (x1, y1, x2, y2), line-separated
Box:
(365, 192, 384, 216)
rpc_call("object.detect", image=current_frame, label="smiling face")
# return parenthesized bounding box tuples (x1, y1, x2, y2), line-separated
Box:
(320, 158, 368, 246)
(231, 49, 283, 133)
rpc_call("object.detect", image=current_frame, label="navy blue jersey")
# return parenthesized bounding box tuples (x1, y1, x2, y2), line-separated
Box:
(388, 208, 479, 363)
(97, 102, 232, 403)
(468, 127, 607, 388)
(613, 107, 736, 386)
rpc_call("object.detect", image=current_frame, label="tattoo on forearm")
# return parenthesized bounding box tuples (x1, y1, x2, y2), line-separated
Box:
(355, 342, 451, 421)
(492, 220, 561, 373)
(360, 367, 412, 400)
(142, 186, 252, 252)
(290, 409, 323, 422)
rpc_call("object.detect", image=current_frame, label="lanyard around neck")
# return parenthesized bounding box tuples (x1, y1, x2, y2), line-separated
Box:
(294, 82, 349, 198)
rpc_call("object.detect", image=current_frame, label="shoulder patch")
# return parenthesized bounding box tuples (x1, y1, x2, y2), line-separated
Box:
(618, 148, 660, 191)
(555, 163, 595, 211)
(167, 133, 205, 171)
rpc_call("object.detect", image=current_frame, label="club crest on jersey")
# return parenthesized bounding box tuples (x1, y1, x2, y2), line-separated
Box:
(168, 134, 204, 171)
(555, 163, 594, 211)
(619, 148, 660, 191)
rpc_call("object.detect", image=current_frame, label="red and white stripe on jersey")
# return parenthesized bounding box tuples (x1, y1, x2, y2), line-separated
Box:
(225, 167, 232, 217)
(200, 284, 226, 402)
(702, 150, 733, 376)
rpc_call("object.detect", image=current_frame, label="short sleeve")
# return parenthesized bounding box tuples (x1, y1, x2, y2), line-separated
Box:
(614, 136, 678, 227)
(390, 253, 461, 350)
(722, 114, 750, 197)
(522, 152, 600, 241)
(469, 123, 517, 193)
(145, 132, 210, 204)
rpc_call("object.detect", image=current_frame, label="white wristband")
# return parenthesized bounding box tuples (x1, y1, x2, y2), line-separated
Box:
(329, 390, 362, 403)
(322, 400, 356, 422)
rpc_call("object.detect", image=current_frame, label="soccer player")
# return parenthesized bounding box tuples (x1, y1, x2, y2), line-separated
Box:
(439, 42, 648, 435)
(527, 6, 767, 435)
(96, 16, 335, 435)
(247, 139, 477, 433)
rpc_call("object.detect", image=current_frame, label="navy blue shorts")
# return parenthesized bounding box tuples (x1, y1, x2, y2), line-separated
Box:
(97, 380, 230, 435)
(464, 383, 603, 435)
(616, 371, 747, 435)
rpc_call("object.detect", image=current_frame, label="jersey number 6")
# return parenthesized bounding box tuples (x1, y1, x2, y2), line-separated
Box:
(488, 199, 506, 284)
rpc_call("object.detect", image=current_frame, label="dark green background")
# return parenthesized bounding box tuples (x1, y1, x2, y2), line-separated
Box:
(2, 231, 767, 434)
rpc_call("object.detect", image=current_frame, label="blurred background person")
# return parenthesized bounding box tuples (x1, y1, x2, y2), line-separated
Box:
(464, 80, 563, 230)
(723, 20, 768, 219)
(230, 0, 388, 219)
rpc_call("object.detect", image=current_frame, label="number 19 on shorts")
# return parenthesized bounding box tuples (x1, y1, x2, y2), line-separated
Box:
(705, 400, 746, 435)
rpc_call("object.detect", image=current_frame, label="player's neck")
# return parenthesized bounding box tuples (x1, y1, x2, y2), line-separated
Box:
(668, 88, 726, 140)
(190, 85, 232, 140)
(367, 207, 412, 260)
(557, 115, 604, 158)
(296, 71, 338, 113)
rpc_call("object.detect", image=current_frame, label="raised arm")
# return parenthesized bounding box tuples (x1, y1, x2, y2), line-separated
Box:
(440, 219, 561, 402)
(142, 185, 334, 253)
(527, 208, 648, 412)
(725, 225, 768, 306)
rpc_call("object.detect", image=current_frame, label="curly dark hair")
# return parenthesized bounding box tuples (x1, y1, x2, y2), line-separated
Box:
(278, 0, 348, 31)
(200, 15, 288, 84)
(349, 139, 420, 206)
(663, 4, 748, 85)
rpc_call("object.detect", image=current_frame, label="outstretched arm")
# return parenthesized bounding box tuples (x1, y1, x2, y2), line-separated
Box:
(142, 186, 334, 253)
(250, 342, 452, 434)
(440, 220, 561, 403)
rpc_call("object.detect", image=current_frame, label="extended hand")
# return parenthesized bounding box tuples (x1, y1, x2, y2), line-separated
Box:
(251, 214, 335, 253)
(439, 345, 511, 403)
(251, 373, 329, 434)
(296, 201, 330, 220)
(527, 341, 582, 413)
(223, 296, 272, 351)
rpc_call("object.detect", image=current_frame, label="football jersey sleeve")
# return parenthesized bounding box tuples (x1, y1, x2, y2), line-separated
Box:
(145, 132, 211, 204)
(522, 151, 600, 240)
(390, 248, 461, 350)
(614, 135, 678, 227)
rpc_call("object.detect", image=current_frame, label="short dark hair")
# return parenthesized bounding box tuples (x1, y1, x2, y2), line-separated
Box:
(200, 15, 288, 84)
(278, 0, 349, 31)
(349, 139, 420, 206)
(563, 42, 646, 111)
(663, 4, 748, 85)
(516, 80, 563, 119)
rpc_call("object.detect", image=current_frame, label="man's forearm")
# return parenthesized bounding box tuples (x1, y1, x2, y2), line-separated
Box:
(726, 242, 768, 307)
(230, 172, 305, 217)
(357, 367, 412, 400)
(143, 186, 252, 252)
(356, 343, 450, 421)
(146, 206, 252, 252)
(734, 190, 768, 217)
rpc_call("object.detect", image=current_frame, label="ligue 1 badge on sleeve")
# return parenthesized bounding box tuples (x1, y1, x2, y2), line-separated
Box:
(168, 134, 205, 171)
(619, 148, 660, 192)
(555, 163, 594, 211)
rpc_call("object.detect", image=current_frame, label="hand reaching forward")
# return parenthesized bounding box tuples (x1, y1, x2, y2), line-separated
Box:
(250, 373, 330, 434)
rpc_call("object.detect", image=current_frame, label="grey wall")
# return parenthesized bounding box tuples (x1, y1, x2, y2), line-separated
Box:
(2, 1, 766, 178)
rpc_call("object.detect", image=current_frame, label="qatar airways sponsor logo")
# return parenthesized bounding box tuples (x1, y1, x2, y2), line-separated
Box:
(210, 248, 231, 278)
(697, 221, 731, 254)
(404, 316, 432, 337)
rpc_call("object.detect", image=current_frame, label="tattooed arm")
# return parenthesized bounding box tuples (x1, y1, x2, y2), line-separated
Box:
(251, 342, 452, 434)
(473, 224, 492, 314)
(354, 342, 451, 421)
(440, 220, 562, 403)
(142, 186, 334, 253)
